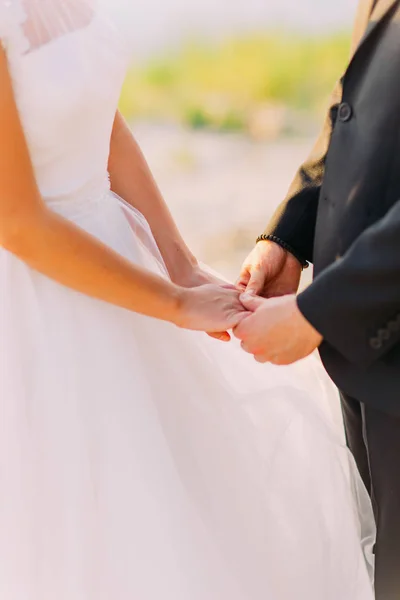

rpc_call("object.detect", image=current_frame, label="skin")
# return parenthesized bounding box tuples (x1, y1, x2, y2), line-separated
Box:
(233, 293, 322, 366)
(108, 111, 236, 340)
(237, 240, 302, 298)
(236, 242, 322, 364)
(108, 112, 201, 289)
(0, 48, 248, 335)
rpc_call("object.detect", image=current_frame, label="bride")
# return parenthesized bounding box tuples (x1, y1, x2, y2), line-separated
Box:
(0, 1, 374, 598)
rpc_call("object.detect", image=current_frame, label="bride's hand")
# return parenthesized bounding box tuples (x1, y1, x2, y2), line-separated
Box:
(176, 285, 251, 335)
(173, 265, 238, 341)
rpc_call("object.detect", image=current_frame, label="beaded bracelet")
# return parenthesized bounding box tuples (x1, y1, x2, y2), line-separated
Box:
(256, 234, 309, 270)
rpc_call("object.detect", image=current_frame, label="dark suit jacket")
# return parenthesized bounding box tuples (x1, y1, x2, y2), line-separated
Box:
(265, 0, 400, 414)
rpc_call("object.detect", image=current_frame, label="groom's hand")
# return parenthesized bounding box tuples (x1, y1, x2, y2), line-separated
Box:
(233, 293, 322, 365)
(237, 241, 302, 298)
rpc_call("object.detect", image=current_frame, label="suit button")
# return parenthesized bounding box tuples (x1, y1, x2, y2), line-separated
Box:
(370, 337, 383, 350)
(388, 320, 399, 333)
(338, 102, 353, 122)
(378, 328, 390, 341)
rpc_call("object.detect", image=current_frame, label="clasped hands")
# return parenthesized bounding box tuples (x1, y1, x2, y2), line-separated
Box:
(200, 240, 322, 365)
(232, 240, 322, 365)
(232, 292, 322, 365)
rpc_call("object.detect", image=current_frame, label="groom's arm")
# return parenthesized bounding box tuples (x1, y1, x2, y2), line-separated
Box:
(263, 82, 342, 263)
(297, 199, 400, 367)
(264, 0, 373, 264)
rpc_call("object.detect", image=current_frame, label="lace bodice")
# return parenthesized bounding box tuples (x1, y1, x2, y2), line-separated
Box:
(0, 0, 131, 213)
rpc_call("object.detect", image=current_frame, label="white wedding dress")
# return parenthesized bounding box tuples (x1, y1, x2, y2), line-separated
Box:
(0, 1, 375, 599)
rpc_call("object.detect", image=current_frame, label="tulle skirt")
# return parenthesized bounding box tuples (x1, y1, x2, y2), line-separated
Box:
(0, 190, 375, 599)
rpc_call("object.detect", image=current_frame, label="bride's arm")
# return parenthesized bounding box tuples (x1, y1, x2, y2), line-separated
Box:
(0, 50, 246, 333)
(108, 112, 213, 286)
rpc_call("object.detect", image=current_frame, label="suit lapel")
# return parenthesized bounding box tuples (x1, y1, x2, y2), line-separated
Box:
(351, 0, 377, 55)
(344, 0, 399, 79)
(353, 0, 398, 56)
(370, 0, 398, 23)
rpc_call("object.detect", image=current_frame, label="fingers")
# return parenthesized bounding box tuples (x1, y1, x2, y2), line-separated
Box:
(239, 292, 265, 312)
(220, 283, 237, 291)
(233, 312, 254, 345)
(245, 268, 266, 296)
(228, 310, 252, 330)
(232, 316, 249, 340)
(240, 340, 282, 364)
(235, 266, 250, 292)
(233, 300, 263, 339)
(207, 331, 231, 342)
(255, 353, 294, 366)
(254, 354, 269, 364)
(240, 339, 259, 353)
(240, 337, 272, 363)
(233, 306, 276, 363)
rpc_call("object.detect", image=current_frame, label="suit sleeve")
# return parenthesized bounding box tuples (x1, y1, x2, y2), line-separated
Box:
(298, 200, 400, 368)
(264, 83, 342, 263)
(264, 0, 373, 263)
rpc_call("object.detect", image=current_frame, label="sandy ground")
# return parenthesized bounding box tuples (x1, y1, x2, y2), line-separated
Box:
(132, 122, 315, 288)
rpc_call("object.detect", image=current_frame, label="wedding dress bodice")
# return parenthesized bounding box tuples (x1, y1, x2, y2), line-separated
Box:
(0, 0, 129, 213)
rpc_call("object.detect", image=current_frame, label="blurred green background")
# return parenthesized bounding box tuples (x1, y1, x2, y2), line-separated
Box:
(120, 33, 350, 137)
(120, 2, 357, 281)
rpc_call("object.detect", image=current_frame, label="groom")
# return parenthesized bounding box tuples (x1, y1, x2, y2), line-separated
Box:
(234, 0, 400, 597)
